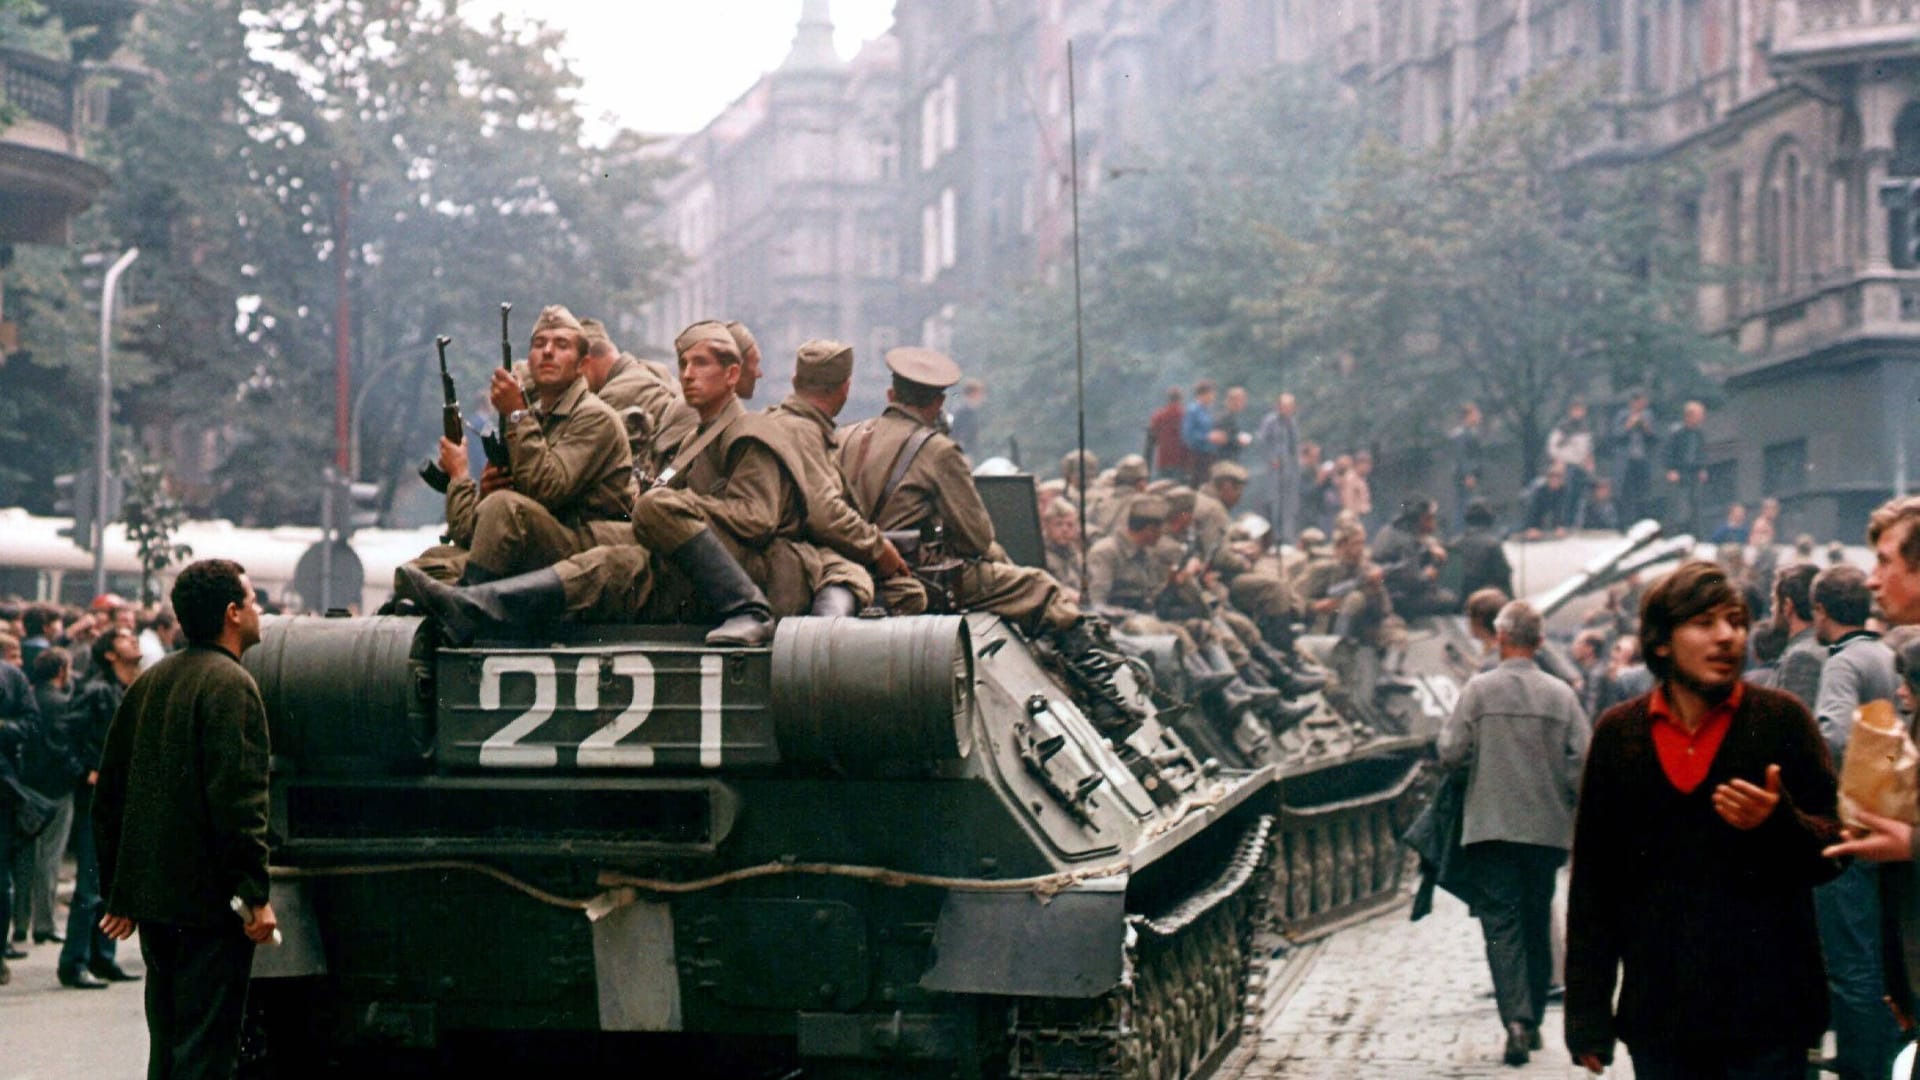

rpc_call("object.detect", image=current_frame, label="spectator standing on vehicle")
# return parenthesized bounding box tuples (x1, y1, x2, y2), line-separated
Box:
(95, 560, 279, 1078)
(1182, 380, 1219, 485)
(1547, 399, 1597, 510)
(1146, 387, 1188, 481)
(1611, 391, 1658, 525)
(1566, 562, 1840, 1078)
(1449, 403, 1487, 532)
(1257, 392, 1301, 543)
(1440, 601, 1589, 1067)
(1663, 401, 1709, 536)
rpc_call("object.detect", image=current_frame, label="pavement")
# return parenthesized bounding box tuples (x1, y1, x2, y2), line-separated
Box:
(0, 866, 149, 1080)
(1241, 884, 1629, 1080)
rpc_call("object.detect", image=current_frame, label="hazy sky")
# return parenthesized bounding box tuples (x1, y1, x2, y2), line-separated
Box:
(461, 0, 897, 138)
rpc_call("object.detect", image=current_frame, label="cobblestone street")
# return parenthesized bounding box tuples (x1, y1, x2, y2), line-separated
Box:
(1243, 883, 1627, 1080)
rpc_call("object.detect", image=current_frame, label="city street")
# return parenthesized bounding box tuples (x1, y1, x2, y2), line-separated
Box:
(0, 923, 147, 1079)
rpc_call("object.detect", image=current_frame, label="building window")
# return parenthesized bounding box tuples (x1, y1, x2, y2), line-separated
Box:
(921, 90, 941, 171)
(921, 203, 940, 282)
(871, 325, 899, 359)
(1893, 103, 1920, 178)
(1763, 439, 1809, 495)
(939, 187, 958, 270)
(940, 74, 959, 153)
(1759, 140, 1807, 299)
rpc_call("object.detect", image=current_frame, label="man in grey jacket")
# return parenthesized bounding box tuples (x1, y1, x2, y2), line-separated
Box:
(1772, 563, 1824, 709)
(1439, 600, 1590, 1067)
(1810, 563, 1901, 1080)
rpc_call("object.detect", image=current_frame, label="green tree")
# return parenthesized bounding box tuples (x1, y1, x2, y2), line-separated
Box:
(78, 0, 676, 524)
(117, 449, 192, 605)
(953, 65, 1366, 467)
(1269, 70, 1731, 479)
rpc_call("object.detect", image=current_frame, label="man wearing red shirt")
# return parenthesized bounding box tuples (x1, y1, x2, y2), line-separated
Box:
(1566, 561, 1841, 1079)
(1145, 387, 1188, 480)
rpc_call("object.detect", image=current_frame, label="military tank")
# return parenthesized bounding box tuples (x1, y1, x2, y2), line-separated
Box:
(239, 611, 1275, 1078)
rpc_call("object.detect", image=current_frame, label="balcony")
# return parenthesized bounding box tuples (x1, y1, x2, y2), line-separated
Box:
(1727, 270, 1920, 378)
(1773, 0, 1920, 69)
(0, 45, 110, 244)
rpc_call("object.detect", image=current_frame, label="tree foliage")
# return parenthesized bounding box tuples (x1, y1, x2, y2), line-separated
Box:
(116, 448, 192, 605)
(3, 0, 677, 524)
(954, 66, 1363, 466)
(1265, 70, 1731, 479)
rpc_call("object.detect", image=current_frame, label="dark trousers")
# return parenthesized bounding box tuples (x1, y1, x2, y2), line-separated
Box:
(1467, 840, 1563, 1029)
(58, 785, 116, 976)
(139, 921, 256, 1080)
(0, 822, 14, 949)
(1816, 860, 1904, 1080)
(1628, 1041, 1809, 1080)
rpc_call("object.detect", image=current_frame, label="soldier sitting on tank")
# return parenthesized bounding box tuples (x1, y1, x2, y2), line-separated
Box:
(1194, 461, 1249, 557)
(1086, 455, 1149, 539)
(578, 317, 683, 444)
(1370, 497, 1459, 619)
(1300, 520, 1395, 642)
(1157, 486, 1323, 712)
(396, 305, 635, 602)
(403, 322, 858, 647)
(1041, 500, 1085, 603)
(837, 347, 1082, 637)
(759, 339, 916, 615)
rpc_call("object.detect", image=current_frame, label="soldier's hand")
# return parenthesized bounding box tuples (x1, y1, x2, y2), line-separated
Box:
(490, 367, 528, 416)
(479, 464, 512, 497)
(876, 538, 909, 579)
(438, 436, 470, 484)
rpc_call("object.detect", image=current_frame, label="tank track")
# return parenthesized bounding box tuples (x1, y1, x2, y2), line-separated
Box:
(1004, 815, 1273, 1080)
(1267, 760, 1425, 941)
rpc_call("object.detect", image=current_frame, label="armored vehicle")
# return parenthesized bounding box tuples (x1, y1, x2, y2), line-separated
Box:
(242, 612, 1275, 1078)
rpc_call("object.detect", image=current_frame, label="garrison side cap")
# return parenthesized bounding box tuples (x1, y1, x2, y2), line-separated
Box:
(884, 346, 962, 390)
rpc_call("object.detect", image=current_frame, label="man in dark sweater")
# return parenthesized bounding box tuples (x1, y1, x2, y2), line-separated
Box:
(96, 559, 278, 1080)
(1566, 560, 1841, 1078)
(58, 625, 144, 989)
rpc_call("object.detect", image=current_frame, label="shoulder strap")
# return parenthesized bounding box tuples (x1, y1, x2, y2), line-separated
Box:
(652, 415, 730, 490)
(874, 426, 939, 525)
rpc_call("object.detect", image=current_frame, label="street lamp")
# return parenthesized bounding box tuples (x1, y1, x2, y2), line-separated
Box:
(91, 247, 139, 599)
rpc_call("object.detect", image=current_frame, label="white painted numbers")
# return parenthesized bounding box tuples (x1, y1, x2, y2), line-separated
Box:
(474, 653, 725, 768)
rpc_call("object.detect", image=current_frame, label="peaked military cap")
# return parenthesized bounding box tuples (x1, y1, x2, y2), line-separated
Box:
(886, 346, 962, 390)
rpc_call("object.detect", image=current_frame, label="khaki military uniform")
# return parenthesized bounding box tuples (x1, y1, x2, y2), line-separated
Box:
(1192, 486, 1235, 561)
(761, 395, 901, 607)
(1299, 555, 1393, 640)
(1085, 528, 1171, 613)
(1045, 542, 1084, 599)
(839, 403, 1075, 630)
(403, 376, 633, 588)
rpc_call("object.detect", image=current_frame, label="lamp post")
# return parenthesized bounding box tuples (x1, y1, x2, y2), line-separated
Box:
(93, 247, 139, 599)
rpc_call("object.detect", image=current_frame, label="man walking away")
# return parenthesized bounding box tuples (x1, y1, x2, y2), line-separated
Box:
(1807, 564, 1901, 1080)
(96, 559, 279, 1079)
(1439, 601, 1589, 1067)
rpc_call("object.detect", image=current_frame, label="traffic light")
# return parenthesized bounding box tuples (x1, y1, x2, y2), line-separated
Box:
(321, 467, 381, 539)
(53, 471, 91, 549)
(51, 469, 122, 550)
(1883, 179, 1920, 269)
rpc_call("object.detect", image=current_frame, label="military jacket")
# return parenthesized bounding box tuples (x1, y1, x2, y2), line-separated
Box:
(837, 404, 996, 558)
(669, 397, 807, 549)
(763, 396, 888, 564)
(1086, 529, 1172, 612)
(596, 353, 682, 422)
(504, 376, 634, 525)
(1192, 486, 1235, 558)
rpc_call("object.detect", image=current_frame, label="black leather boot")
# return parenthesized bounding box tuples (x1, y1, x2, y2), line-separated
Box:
(1251, 637, 1328, 695)
(1182, 649, 1234, 695)
(809, 585, 859, 617)
(672, 528, 773, 646)
(401, 565, 565, 646)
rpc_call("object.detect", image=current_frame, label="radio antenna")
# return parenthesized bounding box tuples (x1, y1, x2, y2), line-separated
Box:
(1067, 40, 1090, 590)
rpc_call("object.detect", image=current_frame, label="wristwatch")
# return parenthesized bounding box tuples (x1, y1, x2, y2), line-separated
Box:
(507, 408, 531, 426)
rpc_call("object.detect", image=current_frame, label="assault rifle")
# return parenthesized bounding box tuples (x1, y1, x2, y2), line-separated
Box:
(417, 335, 462, 494)
(477, 302, 513, 473)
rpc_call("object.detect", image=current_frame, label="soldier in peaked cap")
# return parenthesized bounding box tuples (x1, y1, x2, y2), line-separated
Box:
(838, 347, 1080, 632)
(1089, 453, 1151, 538)
(396, 303, 634, 605)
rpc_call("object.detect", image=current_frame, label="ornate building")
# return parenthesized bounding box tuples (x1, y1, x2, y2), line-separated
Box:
(635, 1, 903, 406)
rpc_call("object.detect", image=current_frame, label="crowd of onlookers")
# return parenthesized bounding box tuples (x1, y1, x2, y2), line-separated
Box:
(0, 594, 183, 988)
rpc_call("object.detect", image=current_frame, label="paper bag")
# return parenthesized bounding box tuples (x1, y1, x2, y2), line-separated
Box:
(1839, 699, 1920, 828)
